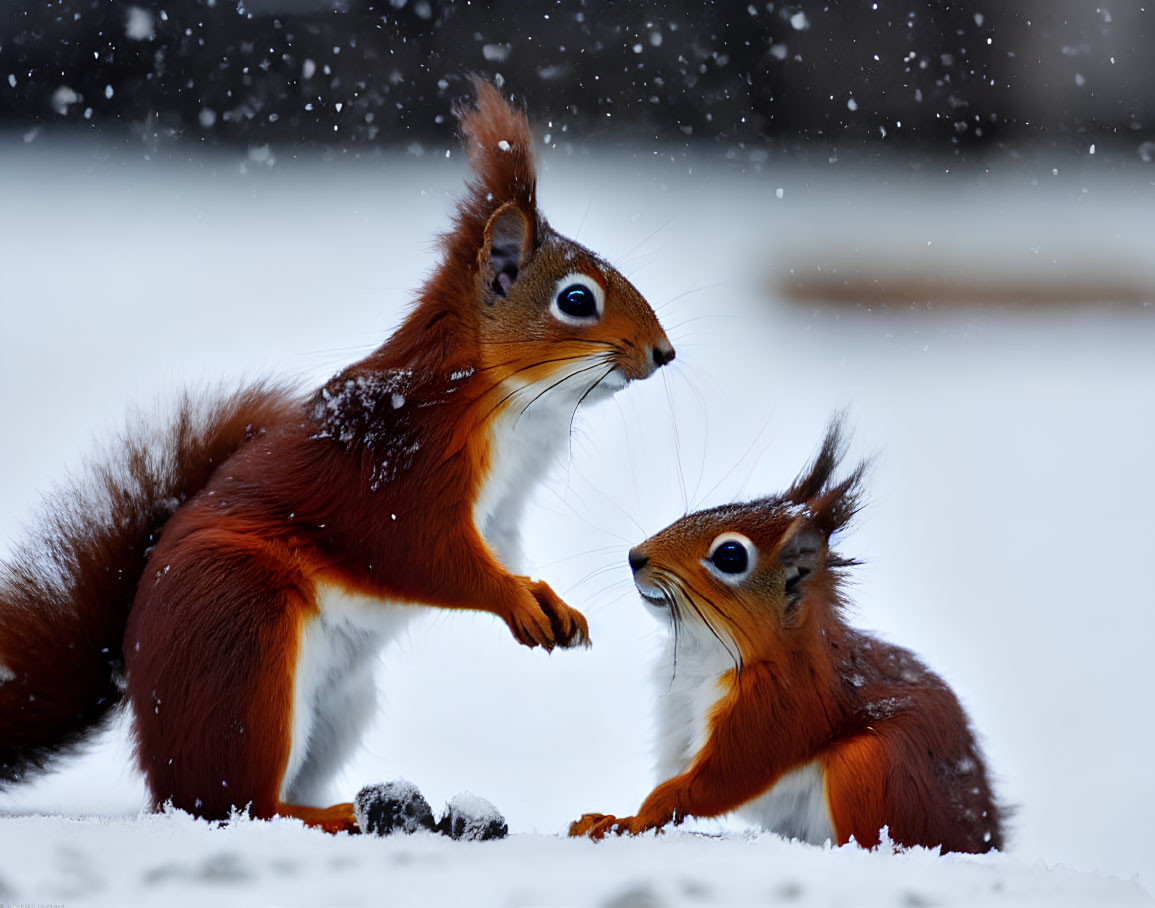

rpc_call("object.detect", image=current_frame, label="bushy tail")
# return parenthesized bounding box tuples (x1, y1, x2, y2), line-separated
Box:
(0, 382, 300, 787)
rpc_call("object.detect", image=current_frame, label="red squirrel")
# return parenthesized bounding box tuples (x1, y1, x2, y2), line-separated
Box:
(571, 421, 1003, 854)
(0, 80, 674, 833)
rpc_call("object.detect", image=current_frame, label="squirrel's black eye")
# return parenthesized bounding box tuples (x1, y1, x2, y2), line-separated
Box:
(710, 541, 748, 574)
(557, 284, 598, 319)
(551, 273, 605, 326)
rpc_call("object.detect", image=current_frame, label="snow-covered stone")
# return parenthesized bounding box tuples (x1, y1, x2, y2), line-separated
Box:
(436, 792, 507, 841)
(353, 780, 435, 836)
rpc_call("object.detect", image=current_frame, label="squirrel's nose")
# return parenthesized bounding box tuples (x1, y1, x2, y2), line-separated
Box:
(652, 341, 676, 369)
(628, 547, 650, 573)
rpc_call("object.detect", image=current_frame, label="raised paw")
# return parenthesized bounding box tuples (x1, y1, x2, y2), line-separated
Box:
(504, 584, 557, 651)
(503, 578, 591, 651)
(528, 579, 590, 649)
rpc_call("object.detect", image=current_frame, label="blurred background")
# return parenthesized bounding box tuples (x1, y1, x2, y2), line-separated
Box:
(1, 0, 1154, 900)
(3, 0, 1154, 151)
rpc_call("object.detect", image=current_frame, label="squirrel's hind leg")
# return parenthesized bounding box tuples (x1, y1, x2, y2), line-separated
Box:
(277, 603, 385, 808)
(125, 532, 355, 827)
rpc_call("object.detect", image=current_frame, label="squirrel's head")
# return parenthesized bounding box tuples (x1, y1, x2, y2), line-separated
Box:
(629, 419, 867, 666)
(419, 78, 673, 408)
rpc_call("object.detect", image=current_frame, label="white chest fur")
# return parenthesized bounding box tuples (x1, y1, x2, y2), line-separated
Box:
(651, 625, 835, 845)
(280, 585, 421, 805)
(651, 629, 736, 785)
(471, 365, 624, 569)
(471, 379, 572, 570)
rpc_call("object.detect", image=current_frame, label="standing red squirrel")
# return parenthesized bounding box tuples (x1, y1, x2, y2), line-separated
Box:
(0, 80, 674, 833)
(571, 421, 1003, 854)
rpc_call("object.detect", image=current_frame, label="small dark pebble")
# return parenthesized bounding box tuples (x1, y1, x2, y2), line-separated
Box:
(354, 780, 436, 837)
(436, 793, 508, 842)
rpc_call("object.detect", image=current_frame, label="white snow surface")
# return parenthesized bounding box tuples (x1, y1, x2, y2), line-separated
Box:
(1, 138, 1154, 905)
(0, 813, 1148, 907)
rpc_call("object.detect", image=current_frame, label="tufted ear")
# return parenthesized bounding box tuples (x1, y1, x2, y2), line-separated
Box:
(458, 80, 538, 229)
(785, 416, 867, 538)
(454, 78, 541, 304)
(778, 521, 824, 619)
(480, 200, 533, 300)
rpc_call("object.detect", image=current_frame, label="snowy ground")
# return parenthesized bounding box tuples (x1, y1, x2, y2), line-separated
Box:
(1, 136, 1153, 905)
(0, 812, 1150, 908)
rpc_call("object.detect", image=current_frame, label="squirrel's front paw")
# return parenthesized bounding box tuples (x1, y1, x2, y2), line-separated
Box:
(528, 579, 590, 649)
(568, 812, 650, 840)
(568, 812, 613, 838)
(504, 584, 557, 651)
(504, 579, 590, 651)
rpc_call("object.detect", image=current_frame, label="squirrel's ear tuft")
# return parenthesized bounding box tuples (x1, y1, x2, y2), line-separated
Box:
(456, 77, 538, 245)
(784, 414, 868, 538)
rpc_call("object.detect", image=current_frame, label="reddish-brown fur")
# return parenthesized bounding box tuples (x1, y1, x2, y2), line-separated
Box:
(571, 422, 1003, 854)
(1, 80, 672, 831)
(0, 384, 297, 787)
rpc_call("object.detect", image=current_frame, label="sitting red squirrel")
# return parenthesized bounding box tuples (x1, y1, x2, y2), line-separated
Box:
(0, 80, 674, 833)
(571, 421, 1003, 854)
